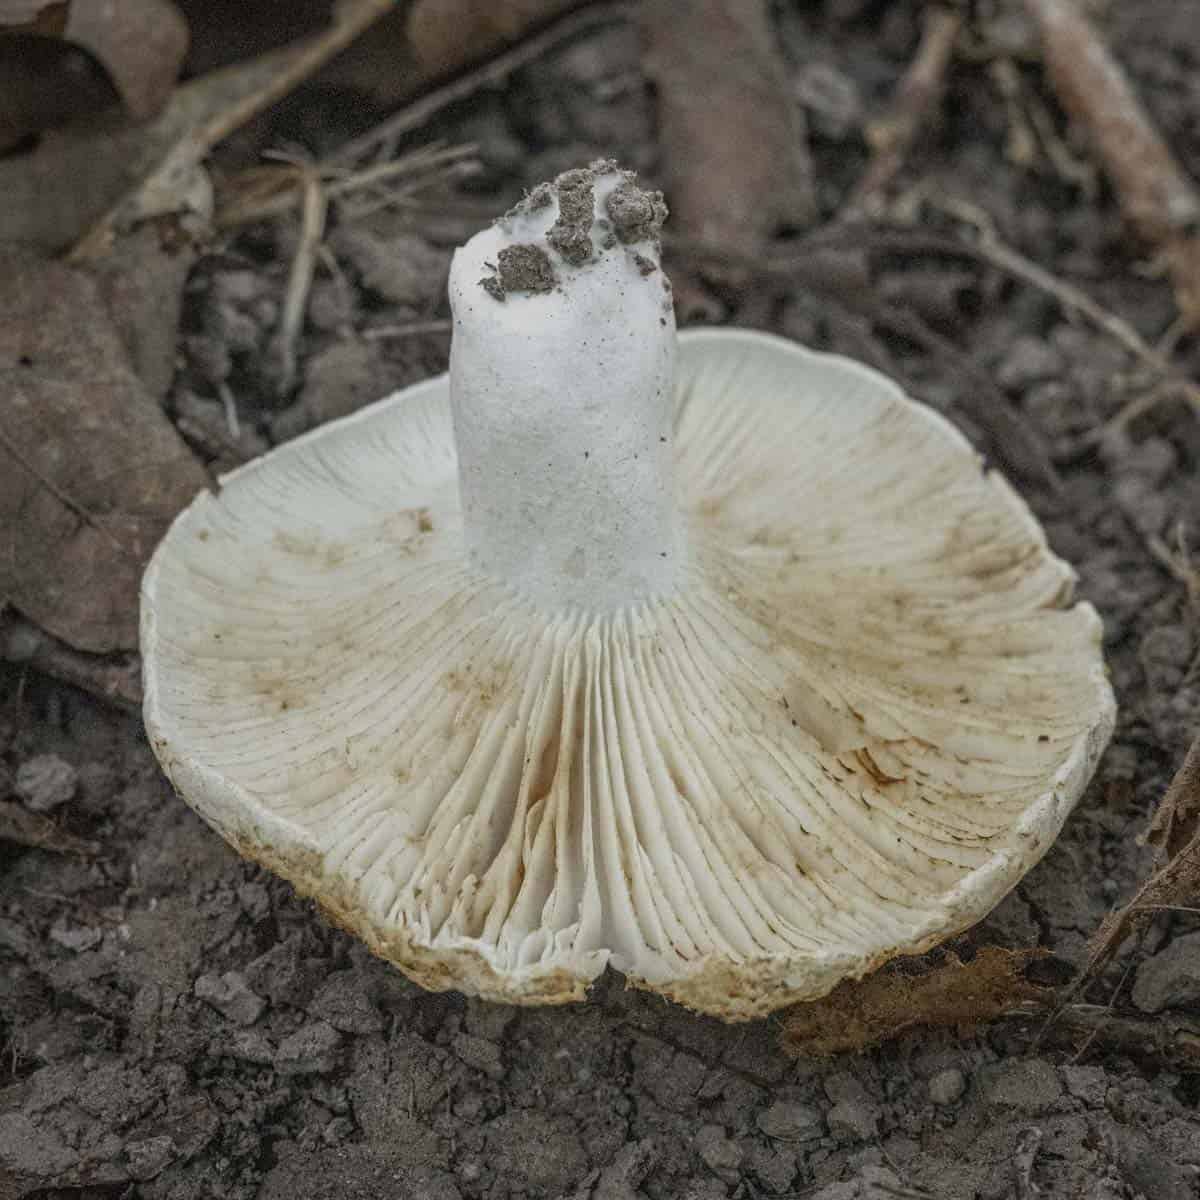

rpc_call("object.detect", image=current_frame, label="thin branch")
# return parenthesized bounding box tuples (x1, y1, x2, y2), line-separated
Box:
(845, 6, 963, 217)
(331, 3, 631, 165)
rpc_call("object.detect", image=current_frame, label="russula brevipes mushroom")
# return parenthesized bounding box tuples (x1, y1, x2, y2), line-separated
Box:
(142, 161, 1114, 1020)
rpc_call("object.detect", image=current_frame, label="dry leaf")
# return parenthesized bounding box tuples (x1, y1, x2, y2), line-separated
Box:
(65, 0, 189, 120)
(0, 0, 186, 158)
(0, 245, 210, 654)
(0, 798, 99, 855)
(0, 0, 64, 28)
(781, 947, 1049, 1057)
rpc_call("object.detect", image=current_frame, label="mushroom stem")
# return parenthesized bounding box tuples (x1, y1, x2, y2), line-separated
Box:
(447, 162, 682, 611)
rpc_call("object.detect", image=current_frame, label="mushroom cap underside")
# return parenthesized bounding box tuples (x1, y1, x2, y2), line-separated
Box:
(141, 329, 1115, 1020)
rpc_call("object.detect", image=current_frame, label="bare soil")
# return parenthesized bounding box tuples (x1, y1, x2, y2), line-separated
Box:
(2, 3, 1199, 1198)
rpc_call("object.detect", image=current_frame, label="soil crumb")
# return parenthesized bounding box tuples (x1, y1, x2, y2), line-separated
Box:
(480, 243, 557, 301)
(546, 167, 596, 265)
(607, 180, 668, 245)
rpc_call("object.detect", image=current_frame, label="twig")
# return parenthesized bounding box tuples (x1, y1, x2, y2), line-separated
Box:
(1086, 379, 1196, 445)
(362, 319, 453, 341)
(0, 612, 142, 712)
(845, 6, 963, 217)
(1013, 1128, 1042, 1200)
(929, 195, 1189, 376)
(271, 165, 328, 398)
(1024, 0, 1200, 329)
(1147, 523, 1200, 624)
(923, 193, 1200, 422)
(218, 381, 241, 440)
(331, 3, 630, 165)
(69, 0, 395, 261)
(1010, 999, 1200, 1070)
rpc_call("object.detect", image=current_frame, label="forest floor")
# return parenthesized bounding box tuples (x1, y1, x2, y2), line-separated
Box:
(2, 2, 1199, 1198)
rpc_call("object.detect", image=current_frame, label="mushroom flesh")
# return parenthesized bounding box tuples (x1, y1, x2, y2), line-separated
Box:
(142, 161, 1114, 1020)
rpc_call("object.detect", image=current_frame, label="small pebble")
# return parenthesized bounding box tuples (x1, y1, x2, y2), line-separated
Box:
(996, 335, 1064, 391)
(1131, 931, 1200, 1014)
(929, 1068, 966, 1107)
(694, 1124, 743, 1181)
(16, 754, 77, 813)
(794, 61, 863, 140)
(757, 1101, 824, 1142)
(275, 1020, 342, 1076)
(194, 970, 266, 1026)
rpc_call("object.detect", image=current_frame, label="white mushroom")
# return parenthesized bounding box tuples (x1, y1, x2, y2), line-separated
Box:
(142, 161, 1115, 1020)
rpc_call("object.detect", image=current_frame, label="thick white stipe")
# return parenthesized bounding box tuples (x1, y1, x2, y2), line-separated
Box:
(447, 168, 680, 611)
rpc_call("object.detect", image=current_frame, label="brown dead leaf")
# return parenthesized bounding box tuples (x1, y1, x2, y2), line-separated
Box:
(640, 0, 815, 263)
(780, 947, 1049, 1057)
(0, 0, 65, 28)
(0, 797, 99, 855)
(65, 0, 189, 120)
(0, 245, 210, 654)
(90, 223, 197, 400)
(0, 0, 186, 158)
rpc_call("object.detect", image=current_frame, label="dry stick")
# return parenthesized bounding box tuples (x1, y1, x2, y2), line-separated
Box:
(845, 5, 963, 216)
(331, 3, 630, 165)
(69, 0, 395, 261)
(828, 213, 1200, 430)
(1024, 0, 1200, 329)
(0, 613, 141, 713)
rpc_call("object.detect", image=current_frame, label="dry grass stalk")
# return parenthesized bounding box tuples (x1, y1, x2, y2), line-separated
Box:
(270, 163, 328, 398)
(218, 143, 479, 229)
(1072, 730, 1200, 993)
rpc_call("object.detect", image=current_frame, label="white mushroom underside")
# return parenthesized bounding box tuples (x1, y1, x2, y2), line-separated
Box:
(142, 330, 1114, 1018)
